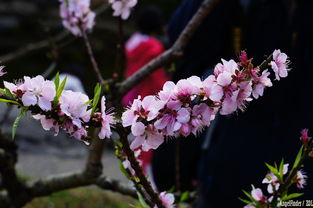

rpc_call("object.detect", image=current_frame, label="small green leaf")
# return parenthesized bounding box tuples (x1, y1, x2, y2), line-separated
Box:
(119, 161, 130, 179)
(92, 83, 101, 114)
(167, 186, 175, 193)
(137, 192, 149, 208)
(115, 140, 123, 149)
(5, 89, 14, 98)
(239, 197, 252, 205)
(54, 72, 60, 91)
(0, 98, 19, 105)
(12, 111, 23, 139)
(242, 190, 254, 202)
(54, 76, 67, 104)
(265, 163, 279, 176)
(279, 158, 284, 177)
(293, 146, 304, 169)
(180, 191, 189, 202)
(281, 193, 303, 201)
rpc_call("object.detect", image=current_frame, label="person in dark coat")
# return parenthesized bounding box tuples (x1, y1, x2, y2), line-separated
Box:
(151, 0, 242, 192)
(197, 0, 313, 207)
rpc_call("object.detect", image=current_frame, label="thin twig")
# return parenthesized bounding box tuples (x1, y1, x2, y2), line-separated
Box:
(81, 29, 105, 84)
(118, 124, 165, 208)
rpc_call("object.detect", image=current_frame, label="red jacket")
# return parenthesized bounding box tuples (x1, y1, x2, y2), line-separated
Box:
(123, 33, 169, 173)
(123, 33, 169, 105)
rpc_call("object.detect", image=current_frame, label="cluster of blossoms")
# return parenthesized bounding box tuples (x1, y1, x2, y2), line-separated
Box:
(59, 0, 95, 36)
(122, 50, 289, 152)
(3, 75, 115, 144)
(242, 129, 312, 208)
(244, 166, 307, 208)
(109, 0, 137, 20)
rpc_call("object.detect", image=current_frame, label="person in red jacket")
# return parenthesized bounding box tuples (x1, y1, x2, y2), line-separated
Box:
(122, 6, 169, 178)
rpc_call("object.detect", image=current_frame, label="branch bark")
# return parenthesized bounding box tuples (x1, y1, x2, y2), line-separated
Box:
(116, 0, 219, 98)
(29, 171, 137, 199)
(0, 4, 109, 64)
(118, 125, 165, 208)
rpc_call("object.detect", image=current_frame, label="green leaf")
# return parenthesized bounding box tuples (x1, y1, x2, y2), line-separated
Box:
(265, 163, 279, 176)
(5, 89, 14, 98)
(92, 83, 101, 114)
(242, 190, 254, 201)
(0, 98, 19, 105)
(119, 161, 130, 179)
(293, 146, 304, 169)
(239, 197, 252, 205)
(54, 72, 60, 91)
(137, 192, 149, 208)
(281, 193, 303, 201)
(279, 158, 285, 179)
(54, 76, 67, 104)
(115, 140, 123, 149)
(180, 191, 189, 202)
(12, 111, 23, 139)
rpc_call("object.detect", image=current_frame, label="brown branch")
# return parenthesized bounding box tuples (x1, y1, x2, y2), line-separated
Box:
(116, 0, 219, 98)
(0, 4, 110, 64)
(118, 124, 165, 208)
(29, 171, 137, 198)
(81, 29, 105, 84)
(0, 31, 69, 64)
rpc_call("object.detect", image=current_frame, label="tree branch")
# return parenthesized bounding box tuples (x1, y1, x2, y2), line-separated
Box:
(116, 0, 219, 98)
(29, 171, 137, 198)
(0, 4, 110, 64)
(117, 124, 165, 208)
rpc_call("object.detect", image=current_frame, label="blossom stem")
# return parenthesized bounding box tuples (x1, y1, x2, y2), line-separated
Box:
(81, 28, 105, 85)
(114, 143, 154, 207)
(274, 140, 313, 202)
(117, 125, 165, 208)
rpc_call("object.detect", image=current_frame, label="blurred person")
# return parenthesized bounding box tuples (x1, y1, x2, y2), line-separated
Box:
(122, 6, 169, 176)
(55, 64, 86, 94)
(197, 0, 313, 207)
(151, 0, 242, 192)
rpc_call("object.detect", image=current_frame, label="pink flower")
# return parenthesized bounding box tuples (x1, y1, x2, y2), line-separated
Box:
(236, 81, 253, 111)
(220, 89, 239, 115)
(122, 149, 142, 175)
(191, 103, 212, 135)
(109, 0, 137, 20)
(59, 0, 95, 36)
(0, 65, 6, 77)
(251, 188, 265, 203)
(295, 170, 307, 189)
(59, 90, 91, 128)
(243, 205, 255, 208)
(130, 122, 164, 151)
(122, 95, 164, 127)
(16, 76, 56, 111)
(252, 70, 273, 99)
(154, 101, 190, 136)
(154, 192, 175, 208)
(300, 129, 311, 147)
(72, 127, 89, 144)
(203, 75, 223, 102)
(175, 78, 198, 104)
(262, 164, 288, 193)
(98, 96, 116, 139)
(33, 114, 59, 136)
(158, 81, 177, 102)
(214, 59, 238, 77)
(270, 49, 289, 80)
